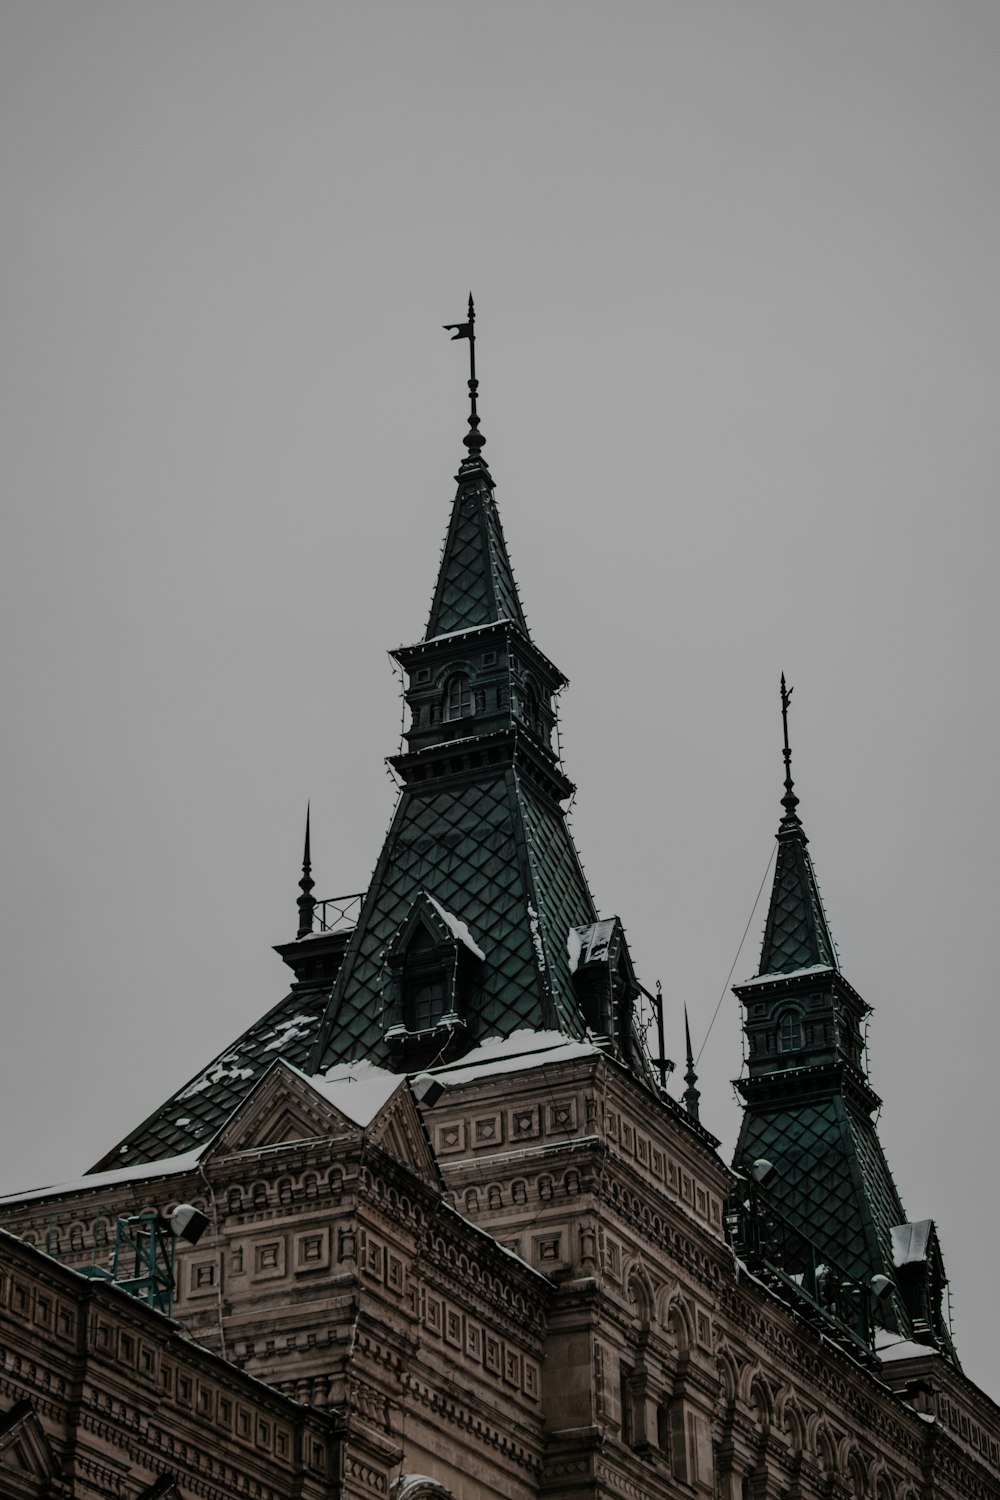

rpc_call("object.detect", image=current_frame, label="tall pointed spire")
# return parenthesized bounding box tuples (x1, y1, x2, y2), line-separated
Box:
(426, 298, 529, 641)
(756, 676, 837, 976)
(296, 803, 315, 939)
(682, 1005, 701, 1122)
(732, 688, 957, 1361)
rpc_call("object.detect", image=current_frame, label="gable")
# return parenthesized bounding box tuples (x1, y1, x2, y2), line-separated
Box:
(366, 1084, 441, 1189)
(0, 1399, 60, 1491)
(203, 1061, 361, 1160)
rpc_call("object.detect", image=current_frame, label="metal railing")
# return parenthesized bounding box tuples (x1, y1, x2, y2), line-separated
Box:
(313, 893, 365, 933)
(726, 1180, 891, 1357)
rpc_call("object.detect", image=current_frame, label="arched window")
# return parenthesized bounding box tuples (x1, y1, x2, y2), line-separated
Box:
(778, 1010, 802, 1052)
(524, 682, 540, 733)
(444, 673, 474, 721)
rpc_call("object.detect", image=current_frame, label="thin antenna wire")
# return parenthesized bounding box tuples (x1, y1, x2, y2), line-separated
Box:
(694, 843, 776, 1070)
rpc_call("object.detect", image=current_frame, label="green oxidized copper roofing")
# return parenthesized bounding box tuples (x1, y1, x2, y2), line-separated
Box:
(735, 1088, 905, 1285)
(91, 985, 332, 1170)
(90, 456, 602, 1170)
(425, 469, 528, 639)
(735, 692, 908, 1297)
(311, 764, 597, 1072)
(757, 835, 838, 976)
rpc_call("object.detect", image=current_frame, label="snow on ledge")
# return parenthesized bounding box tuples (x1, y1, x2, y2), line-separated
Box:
(0, 1148, 208, 1206)
(420, 619, 514, 645)
(738, 964, 837, 988)
(428, 1030, 599, 1087)
(874, 1328, 942, 1362)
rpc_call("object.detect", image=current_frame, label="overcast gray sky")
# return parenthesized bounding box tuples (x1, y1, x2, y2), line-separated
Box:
(2, 2, 998, 1391)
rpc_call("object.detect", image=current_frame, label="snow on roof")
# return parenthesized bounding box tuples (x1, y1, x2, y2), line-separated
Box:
(429, 1030, 599, 1087)
(425, 894, 486, 960)
(0, 1147, 207, 1206)
(738, 963, 836, 988)
(874, 1328, 941, 1363)
(178, 1053, 256, 1100)
(308, 1059, 403, 1127)
(420, 619, 514, 645)
(263, 1014, 315, 1053)
(891, 1220, 933, 1267)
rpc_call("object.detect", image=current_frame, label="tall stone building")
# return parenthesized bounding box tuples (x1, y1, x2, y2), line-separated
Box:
(1, 311, 998, 1499)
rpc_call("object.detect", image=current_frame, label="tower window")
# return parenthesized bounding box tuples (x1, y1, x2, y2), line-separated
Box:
(778, 1010, 802, 1052)
(444, 673, 474, 721)
(524, 682, 541, 734)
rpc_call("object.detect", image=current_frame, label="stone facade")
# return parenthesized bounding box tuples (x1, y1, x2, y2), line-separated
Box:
(3, 1049, 999, 1499)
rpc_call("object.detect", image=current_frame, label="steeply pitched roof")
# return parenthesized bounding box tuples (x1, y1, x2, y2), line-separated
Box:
(90, 433, 635, 1172)
(424, 464, 529, 639)
(735, 1080, 905, 1285)
(91, 982, 333, 1170)
(758, 836, 838, 975)
(310, 763, 598, 1075)
(757, 677, 837, 976)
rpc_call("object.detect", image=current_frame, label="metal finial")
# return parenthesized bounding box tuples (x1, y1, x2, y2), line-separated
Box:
(683, 1005, 701, 1123)
(297, 802, 316, 939)
(443, 293, 485, 465)
(779, 672, 801, 835)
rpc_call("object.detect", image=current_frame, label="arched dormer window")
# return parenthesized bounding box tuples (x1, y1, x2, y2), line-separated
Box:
(444, 673, 474, 721)
(778, 1009, 802, 1052)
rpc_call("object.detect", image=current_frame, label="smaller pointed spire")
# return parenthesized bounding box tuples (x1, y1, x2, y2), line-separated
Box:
(443, 293, 486, 467)
(683, 1005, 701, 1122)
(756, 678, 838, 975)
(296, 803, 316, 939)
(779, 672, 802, 839)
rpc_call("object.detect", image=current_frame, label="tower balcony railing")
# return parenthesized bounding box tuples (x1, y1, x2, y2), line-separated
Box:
(725, 1181, 891, 1362)
(313, 893, 365, 933)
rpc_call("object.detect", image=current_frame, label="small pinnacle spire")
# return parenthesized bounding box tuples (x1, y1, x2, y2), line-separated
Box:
(778, 672, 802, 839)
(443, 293, 486, 467)
(296, 802, 316, 939)
(683, 1005, 701, 1123)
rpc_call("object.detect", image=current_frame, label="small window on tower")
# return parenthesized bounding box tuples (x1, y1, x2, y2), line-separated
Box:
(524, 682, 541, 735)
(444, 673, 474, 721)
(778, 1010, 802, 1052)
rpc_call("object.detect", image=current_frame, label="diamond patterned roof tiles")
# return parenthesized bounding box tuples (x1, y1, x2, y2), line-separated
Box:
(425, 468, 529, 639)
(89, 454, 638, 1172)
(758, 833, 837, 976)
(736, 1089, 904, 1284)
(312, 763, 597, 1072)
(91, 985, 332, 1171)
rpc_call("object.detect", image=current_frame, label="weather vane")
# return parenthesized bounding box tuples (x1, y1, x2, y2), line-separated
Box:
(443, 293, 485, 462)
(779, 672, 800, 829)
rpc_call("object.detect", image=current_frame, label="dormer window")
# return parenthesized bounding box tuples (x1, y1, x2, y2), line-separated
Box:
(382, 892, 483, 1068)
(444, 673, 474, 721)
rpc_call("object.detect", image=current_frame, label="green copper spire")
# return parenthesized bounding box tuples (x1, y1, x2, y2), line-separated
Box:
(732, 685, 957, 1363)
(756, 676, 837, 977)
(426, 299, 529, 640)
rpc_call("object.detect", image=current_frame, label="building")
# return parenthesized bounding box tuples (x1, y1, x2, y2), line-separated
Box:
(2, 310, 998, 1499)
